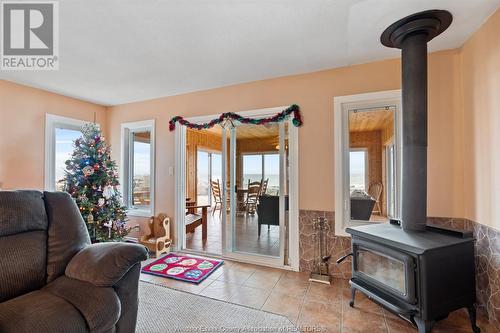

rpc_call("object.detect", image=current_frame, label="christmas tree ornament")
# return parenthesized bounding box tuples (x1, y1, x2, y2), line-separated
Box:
(98, 198, 105, 207)
(103, 220, 113, 238)
(82, 165, 94, 177)
(102, 185, 114, 199)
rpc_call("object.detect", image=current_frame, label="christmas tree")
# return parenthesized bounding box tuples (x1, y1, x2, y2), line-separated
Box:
(62, 123, 129, 242)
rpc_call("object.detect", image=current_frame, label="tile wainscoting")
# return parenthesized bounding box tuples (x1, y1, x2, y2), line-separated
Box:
(427, 217, 500, 330)
(298, 210, 500, 330)
(298, 210, 351, 279)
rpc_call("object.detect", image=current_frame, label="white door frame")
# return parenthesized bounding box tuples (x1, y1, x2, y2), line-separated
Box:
(174, 106, 300, 271)
(334, 90, 402, 236)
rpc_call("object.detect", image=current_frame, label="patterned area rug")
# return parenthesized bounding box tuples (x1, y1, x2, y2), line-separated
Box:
(141, 253, 223, 284)
(137, 281, 296, 332)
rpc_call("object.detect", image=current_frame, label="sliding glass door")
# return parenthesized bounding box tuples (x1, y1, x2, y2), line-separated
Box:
(224, 122, 289, 265)
(177, 110, 298, 269)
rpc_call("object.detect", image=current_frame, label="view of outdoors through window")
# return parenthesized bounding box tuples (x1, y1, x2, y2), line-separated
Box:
(350, 150, 367, 192)
(243, 153, 280, 195)
(197, 151, 210, 205)
(132, 131, 151, 207)
(197, 151, 222, 205)
(55, 128, 82, 191)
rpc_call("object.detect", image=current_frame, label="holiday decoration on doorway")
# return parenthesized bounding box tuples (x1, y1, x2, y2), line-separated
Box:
(61, 123, 129, 242)
(168, 104, 302, 131)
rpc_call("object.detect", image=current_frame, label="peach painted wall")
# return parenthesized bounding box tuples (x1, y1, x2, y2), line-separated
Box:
(106, 49, 465, 226)
(460, 9, 500, 230)
(0, 80, 106, 190)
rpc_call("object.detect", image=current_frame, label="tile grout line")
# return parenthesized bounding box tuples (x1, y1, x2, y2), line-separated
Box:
(292, 280, 312, 327)
(258, 271, 284, 310)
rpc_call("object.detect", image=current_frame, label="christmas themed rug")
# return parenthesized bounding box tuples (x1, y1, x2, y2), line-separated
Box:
(141, 253, 223, 284)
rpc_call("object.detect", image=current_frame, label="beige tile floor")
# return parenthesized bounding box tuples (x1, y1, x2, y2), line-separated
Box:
(140, 259, 497, 333)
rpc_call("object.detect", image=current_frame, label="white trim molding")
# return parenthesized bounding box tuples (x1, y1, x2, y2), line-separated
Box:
(120, 119, 156, 217)
(334, 90, 402, 237)
(44, 114, 90, 191)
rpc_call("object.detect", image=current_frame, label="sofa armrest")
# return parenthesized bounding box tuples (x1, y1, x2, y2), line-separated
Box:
(65, 242, 148, 287)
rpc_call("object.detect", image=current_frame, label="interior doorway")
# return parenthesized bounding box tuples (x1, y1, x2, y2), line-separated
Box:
(175, 107, 299, 270)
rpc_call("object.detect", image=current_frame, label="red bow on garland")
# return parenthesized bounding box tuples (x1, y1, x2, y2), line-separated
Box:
(169, 104, 302, 131)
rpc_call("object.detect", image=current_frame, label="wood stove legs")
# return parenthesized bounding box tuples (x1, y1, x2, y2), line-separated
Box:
(413, 317, 435, 333)
(349, 286, 480, 333)
(349, 286, 356, 307)
(411, 306, 480, 333)
(467, 305, 481, 333)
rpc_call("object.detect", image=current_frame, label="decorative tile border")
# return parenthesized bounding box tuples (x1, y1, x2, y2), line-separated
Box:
(298, 210, 500, 330)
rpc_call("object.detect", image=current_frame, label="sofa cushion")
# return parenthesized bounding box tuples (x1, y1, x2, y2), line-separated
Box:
(0, 290, 88, 333)
(44, 191, 91, 283)
(0, 190, 47, 237)
(44, 276, 121, 332)
(0, 231, 47, 302)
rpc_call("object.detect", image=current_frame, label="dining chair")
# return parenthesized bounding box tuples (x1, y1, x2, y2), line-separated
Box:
(245, 179, 262, 214)
(260, 178, 269, 195)
(368, 181, 383, 215)
(210, 179, 223, 216)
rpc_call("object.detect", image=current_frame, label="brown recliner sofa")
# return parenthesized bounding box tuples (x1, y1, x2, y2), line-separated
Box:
(0, 190, 148, 333)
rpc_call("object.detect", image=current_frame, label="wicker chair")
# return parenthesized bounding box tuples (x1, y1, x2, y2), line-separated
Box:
(368, 181, 383, 215)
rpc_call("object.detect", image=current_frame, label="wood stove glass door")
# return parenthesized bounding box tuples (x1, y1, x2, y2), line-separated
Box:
(353, 239, 416, 304)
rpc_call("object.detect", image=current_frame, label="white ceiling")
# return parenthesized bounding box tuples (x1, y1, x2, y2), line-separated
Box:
(1, 0, 499, 106)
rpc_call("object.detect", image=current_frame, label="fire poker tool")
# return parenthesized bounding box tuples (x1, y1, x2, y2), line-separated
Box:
(309, 217, 332, 284)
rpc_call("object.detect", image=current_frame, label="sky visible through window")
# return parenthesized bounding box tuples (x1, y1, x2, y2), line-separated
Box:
(55, 128, 82, 189)
(350, 150, 366, 191)
(133, 140, 151, 176)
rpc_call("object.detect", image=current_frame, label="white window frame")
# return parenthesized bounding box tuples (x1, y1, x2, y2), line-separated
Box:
(44, 114, 90, 191)
(334, 90, 402, 236)
(349, 147, 369, 193)
(121, 120, 155, 217)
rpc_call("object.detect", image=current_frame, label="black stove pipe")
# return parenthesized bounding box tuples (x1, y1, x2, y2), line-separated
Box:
(381, 10, 452, 231)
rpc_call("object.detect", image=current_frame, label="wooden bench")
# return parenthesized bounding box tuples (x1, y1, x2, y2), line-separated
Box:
(185, 204, 209, 240)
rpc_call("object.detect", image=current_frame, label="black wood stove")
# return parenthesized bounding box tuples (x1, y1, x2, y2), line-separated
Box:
(338, 10, 481, 333)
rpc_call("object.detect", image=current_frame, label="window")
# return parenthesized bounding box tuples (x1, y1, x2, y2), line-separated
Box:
(45, 114, 87, 191)
(196, 150, 222, 205)
(264, 154, 280, 194)
(121, 120, 155, 216)
(243, 154, 262, 185)
(197, 150, 210, 205)
(242, 153, 280, 194)
(349, 149, 368, 192)
(386, 144, 396, 218)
